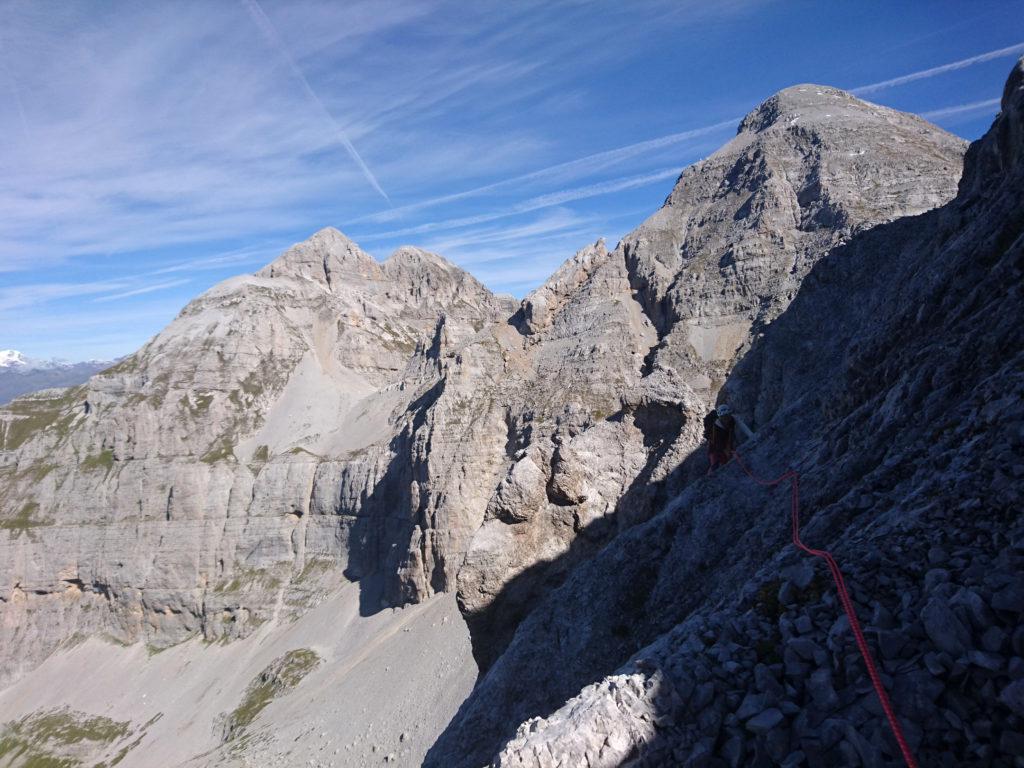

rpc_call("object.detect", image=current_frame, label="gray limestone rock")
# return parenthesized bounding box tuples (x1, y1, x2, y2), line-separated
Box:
(921, 597, 973, 657)
(0, 228, 515, 684)
(745, 708, 784, 734)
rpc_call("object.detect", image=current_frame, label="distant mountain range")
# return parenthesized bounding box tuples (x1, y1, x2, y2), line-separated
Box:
(0, 350, 112, 404)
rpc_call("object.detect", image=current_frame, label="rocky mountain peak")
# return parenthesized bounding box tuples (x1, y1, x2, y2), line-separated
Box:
(515, 239, 610, 335)
(625, 85, 966, 401)
(737, 83, 852, 133)
(385, 245, 452, 270)
(735, 83, 943, 139)
(256, 226, 381, 288)
(382, 245, 466, 288)
(382, 245, 517, 320)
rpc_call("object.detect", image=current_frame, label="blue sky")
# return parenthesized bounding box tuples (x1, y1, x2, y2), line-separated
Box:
(1, 0, 1022, 361)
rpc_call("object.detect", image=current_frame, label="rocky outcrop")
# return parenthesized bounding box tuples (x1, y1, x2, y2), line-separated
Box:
(427, 58, 1024, 768)
(626, 83, 965, 395)
(0, 229, 513, 685)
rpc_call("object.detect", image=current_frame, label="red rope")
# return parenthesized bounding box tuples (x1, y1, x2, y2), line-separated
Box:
(730, 451, 918, 768)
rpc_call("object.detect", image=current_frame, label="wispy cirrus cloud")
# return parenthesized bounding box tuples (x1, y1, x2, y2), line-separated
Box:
(349, 119, 738, 226)
(417, 208, 595, 255)
(150, 244, 285, 275)
(0, 1, 557, 269)
(360, 166, 685, 241)
(920, 97, 1002, 120)
(92, 278, 192, 303)
(239, 0, 390, 203)
(0, 280, 132, 312)
(852, 41, 1024, 95)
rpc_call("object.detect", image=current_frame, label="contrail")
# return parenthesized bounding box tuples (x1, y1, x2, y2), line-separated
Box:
(94, 278, 193, 303)
(921, 97, 1002, 120)
(852, 41, 1024, 95)
(239, 0, 390, 203)
(348, 118, 737, 226)
(361, 166, 683, 241)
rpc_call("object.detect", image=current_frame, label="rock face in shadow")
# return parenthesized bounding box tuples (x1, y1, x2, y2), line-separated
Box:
(427, 58, 1024, 768)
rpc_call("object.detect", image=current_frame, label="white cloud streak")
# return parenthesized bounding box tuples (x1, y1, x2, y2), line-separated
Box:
(418, 208, 593, 254)
(150, 244, 283, 275)
(360, 166, 683, 240)
(852, 42, 1024, 95)
(349, 119, 737, 226)
(920, 97, 1002, 120)
(0, 280, 133, 312)
(239, 0, 390, 202)
(92, 278, 192, 303)
(0, 37, 28, 140)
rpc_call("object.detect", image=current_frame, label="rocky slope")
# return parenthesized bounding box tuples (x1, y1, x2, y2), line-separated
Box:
(427, 59, 1024, 767)
(1, 62, 1015, 768)
(0, 585, 474, 768)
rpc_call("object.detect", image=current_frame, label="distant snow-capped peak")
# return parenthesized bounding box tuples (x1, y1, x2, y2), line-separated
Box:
(0, 350, 29, 368)
(0, 350, 109, 371)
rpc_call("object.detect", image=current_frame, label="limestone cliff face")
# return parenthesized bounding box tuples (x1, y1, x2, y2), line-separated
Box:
(626, 84, 965, 396)
(0, 228, 514, 686)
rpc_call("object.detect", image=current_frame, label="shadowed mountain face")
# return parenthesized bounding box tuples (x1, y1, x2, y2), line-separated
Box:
(1, 63, 1018, 768)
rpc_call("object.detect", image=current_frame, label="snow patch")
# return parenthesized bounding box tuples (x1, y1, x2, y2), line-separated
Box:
(0, 350, 28, 368)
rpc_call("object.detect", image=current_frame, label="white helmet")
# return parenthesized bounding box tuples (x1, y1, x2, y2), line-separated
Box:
(716, 404, 732, 417)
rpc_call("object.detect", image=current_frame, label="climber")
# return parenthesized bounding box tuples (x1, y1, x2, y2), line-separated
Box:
(704, 403, 754, 473)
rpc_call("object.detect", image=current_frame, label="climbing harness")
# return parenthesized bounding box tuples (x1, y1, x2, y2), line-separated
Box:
(731, 451, 918, 768)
